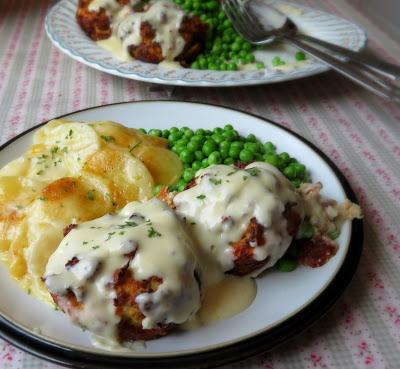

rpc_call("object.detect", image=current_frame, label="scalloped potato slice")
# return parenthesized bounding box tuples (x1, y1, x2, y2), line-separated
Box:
(82, 148, 154, 204)
(24, 176, 114, 298)
(0, 176, 46, 213)
(33, 120, 102, 174)
(91, 121, 168, 149)
(0, 156, 30, 177)
(134, 145, 183, 185)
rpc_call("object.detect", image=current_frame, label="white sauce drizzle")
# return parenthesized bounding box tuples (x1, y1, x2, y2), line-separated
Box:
(173, 162, 304, 276)
(116, 0, 185, 60)
(44, 199, 201, 344)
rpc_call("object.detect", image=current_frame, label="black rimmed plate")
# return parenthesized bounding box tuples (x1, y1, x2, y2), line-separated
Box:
(0, 101, 363, 368)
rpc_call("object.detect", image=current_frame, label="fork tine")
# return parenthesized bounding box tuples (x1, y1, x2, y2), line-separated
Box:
(235, 0, 266, 36)
(223, 0, 259, 41)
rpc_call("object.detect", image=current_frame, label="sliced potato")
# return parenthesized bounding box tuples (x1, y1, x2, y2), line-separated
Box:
(33, 120, 102, 174)
(91, 121, 168, 149)
(82, 148, 154, 204)
(134, 145, 183, 185)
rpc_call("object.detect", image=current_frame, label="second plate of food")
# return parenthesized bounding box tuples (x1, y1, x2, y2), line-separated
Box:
(0, 101, 363, 368)
(45, 0, 367, 86)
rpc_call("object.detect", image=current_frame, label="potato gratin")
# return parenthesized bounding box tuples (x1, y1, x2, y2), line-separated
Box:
(0, 120, 182, 303)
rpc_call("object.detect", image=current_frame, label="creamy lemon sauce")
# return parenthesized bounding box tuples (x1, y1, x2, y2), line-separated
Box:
(173, 162, 304, 276)
(184, 275, 256, 329)
(97, 35, 133, 61)
(117, 0, 185, 60)
(44, 199, 201, 344)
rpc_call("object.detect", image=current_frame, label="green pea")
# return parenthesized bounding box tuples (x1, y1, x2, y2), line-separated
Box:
(208, 151, 222, 165)
(201, 158, 209, 168)
(219, 140, 231, 150)
(229, 146, 241, 159)
(272, 56, 282, 67)
(283, 165, 296, 179)
(328, 228, 341, 240)
(295, 51, 306, 61)
(194, 150, 204, 161)
(231, 141, 244, 150)
(297, 219, 314, 239)
(139, 128, 146, 134)
(183, 129, 194, 138)
(213, 127, 223, 134)
(279, 152, 290, 164)
(161, 129, 170, 139)
(192, 161, 202, 171)
(276, 258, 297, 272)
(149, 129, 162, 137)
(246, 133, 257, 142)
(170, 127, 179, 134)
(187, 141, 201, 152)
(264, 141, 276, 153)
(239, 149, 254, 162)
(183, 168, 196, 182)
(291, 179, 301, 188)
(152, 185, 162, 196)
(220, 146, 230, 159)
(211, 133, 224, 144)
(264, 153, 279, 167)
(168, 132, 181, 142)
(244, 54, 255, 63)
(222, 130, 236, 141)
(176, 138, 189, 146)
(227, 62, 238, 71)
(191, 135, 205, 144)
(224, 157, 235, 165)
(195, 128, 206, 136)
(177, 180, 187, 193)
(224, 124, 234, 130)
(180, 150, 195, 163)
(202, 140, 218, 156)
(256, 61, 265, 69)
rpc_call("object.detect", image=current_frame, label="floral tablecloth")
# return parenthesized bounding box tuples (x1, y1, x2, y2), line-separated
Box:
(1, 0, 399, 368)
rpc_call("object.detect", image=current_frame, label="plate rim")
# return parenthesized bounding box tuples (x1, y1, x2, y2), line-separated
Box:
(44, 0, 368, 87)
(0, 100, 363, 369)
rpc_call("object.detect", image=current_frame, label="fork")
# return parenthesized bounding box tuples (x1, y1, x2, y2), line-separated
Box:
(222, 0, 400, 102)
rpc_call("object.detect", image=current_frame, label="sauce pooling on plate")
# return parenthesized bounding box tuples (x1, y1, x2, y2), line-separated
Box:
(90, 0, 186, 61)
(44, 199, 201, 345)
(173, 162, 304, 276)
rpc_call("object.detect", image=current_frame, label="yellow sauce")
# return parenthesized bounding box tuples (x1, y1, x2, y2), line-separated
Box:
(184, 275, 256, 329)
(97, 36, 133, 62)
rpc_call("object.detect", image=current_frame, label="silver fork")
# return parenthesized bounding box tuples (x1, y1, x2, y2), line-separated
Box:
(222, 0, 400, 102)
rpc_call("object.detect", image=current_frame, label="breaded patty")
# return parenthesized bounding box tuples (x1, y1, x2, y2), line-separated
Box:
(76, 0, 129, 41)
(127, 16, 207, 65)
(48, 251, 172, 342)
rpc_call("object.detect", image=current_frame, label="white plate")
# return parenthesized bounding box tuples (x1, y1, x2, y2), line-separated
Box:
(0, 101, 363, 368)
(45, 0, 367, 87)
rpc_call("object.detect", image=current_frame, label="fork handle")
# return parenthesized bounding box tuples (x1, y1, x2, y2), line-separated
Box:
(296, 34, 400, 81)
(285, 36, 400, 102)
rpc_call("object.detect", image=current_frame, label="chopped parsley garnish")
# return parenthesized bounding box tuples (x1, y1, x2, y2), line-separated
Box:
(50, 146, 59, 157)
(36, 170, 44, 175)
(100, 135, 115, 142)
(246, 168, 261, 176)
(61, 146, 68, 153)
(118, 231, 125, 235)
(196, 194, 206, 200)
(242, 176, 249, 181)
(92, 245, 100, 250)
(105, 232, 116, 241)
(129, 141, 142, 152)
(83, 241, 88, 245)
(87, 190, 95, 200)
(209, 177, 222, 185)
(118, 221, 138, 229)
(148, 227, 161, 238)
(16, 205, 23, 210)
(68, 129, 73, 138)
(39, 196, 47, 201)
(227, 170, 238, 176)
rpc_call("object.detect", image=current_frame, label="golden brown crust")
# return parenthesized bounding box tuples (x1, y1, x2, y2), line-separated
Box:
(127, 16, 207, 64)
(76, 0, 129, 41)
(229, 218, 268, 276)
(114, 268, 173, 341)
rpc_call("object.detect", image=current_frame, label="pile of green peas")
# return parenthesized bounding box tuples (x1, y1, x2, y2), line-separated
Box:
(171, 0, 265, 71)
(143, 125, 310, 193)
